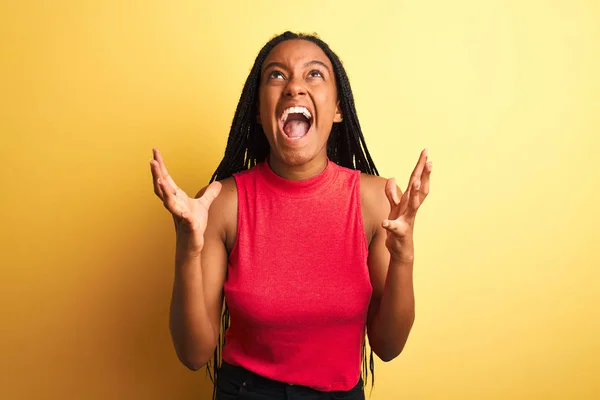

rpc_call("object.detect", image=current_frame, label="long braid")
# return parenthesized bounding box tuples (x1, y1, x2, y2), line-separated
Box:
(207, 31, 378, 399)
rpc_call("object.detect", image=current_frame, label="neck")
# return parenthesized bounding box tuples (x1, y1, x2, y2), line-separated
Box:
(268, 152, 328, 181)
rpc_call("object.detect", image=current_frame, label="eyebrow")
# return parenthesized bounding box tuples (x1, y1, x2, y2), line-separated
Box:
(262, 60, 331, 73)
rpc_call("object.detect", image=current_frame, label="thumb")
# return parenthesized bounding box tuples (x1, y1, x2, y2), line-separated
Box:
(200, 181, 222, 209)
(385, 178, 402, 220)
(382, 218, 403, 236)
(385, 178, 400, 206)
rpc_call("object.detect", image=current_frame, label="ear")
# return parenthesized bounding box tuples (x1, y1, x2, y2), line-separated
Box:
(333, 100, 343, 123)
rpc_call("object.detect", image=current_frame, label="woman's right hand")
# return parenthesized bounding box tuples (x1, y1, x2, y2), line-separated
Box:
(150, 148, 222, 255)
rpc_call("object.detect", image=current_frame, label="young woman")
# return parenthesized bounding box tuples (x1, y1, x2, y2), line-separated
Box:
(150, 31, 432, 400)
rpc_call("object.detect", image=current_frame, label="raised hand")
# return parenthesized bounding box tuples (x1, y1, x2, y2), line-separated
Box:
(150, 148, 222, 253)
(382, 148, 432, 262)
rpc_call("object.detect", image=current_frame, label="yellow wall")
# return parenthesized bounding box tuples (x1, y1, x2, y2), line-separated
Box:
(2, 1, 599, 399)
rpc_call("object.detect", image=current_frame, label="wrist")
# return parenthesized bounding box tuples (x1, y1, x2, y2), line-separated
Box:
(175, 234, 204, 260)
(387, 235, 415, 265)
(175, 245, 202, 257)
(390, 253, 414, 265)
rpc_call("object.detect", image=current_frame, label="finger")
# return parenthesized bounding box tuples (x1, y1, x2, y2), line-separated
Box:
(158, 172, 184, 216)
(199, 181, 223, 209)
(153, 148, 180, 192)
(384, 177, 398, 207)
(420, 161, 432, 197)
(385, 178, 403, 220)
(382, 218, 406, 236)
(406, 179, 421, 219)
(150, 159, 164, 199)
(398, 186, 411, 216)
(407, 148, 428, 191)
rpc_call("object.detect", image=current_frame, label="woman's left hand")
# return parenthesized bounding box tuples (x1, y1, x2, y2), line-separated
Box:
(382, 148, 432, 263)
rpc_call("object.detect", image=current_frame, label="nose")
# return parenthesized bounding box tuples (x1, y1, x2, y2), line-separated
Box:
(283, 75, 306, 97)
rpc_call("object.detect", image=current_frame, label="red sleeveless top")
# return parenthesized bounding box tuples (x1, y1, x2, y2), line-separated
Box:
(222, 159, 373, 391)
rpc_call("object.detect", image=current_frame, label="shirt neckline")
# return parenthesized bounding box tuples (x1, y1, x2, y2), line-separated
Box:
(257, 158, 338, 198)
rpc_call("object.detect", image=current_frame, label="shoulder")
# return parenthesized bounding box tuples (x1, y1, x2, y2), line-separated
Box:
(195, 177, 237, 205)
(360, 173, 403, 236)
(360, 173, 388, 196)
(195, 177, 238, 240)
(360, 173, 391, 214)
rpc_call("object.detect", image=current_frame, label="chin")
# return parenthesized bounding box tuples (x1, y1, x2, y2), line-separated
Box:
(273, 148, 315, 166)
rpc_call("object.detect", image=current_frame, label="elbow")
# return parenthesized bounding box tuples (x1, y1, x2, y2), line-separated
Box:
(183, 361, 204, 372)
(177, 352, 211, 371)
(172, 338, 216, 371)
(374, 333, 411, 361)
(374, 346, 404, 363)
(169, 324, 217, 372)
(378, 353, 397, 363)
(371, 318, 415, 362)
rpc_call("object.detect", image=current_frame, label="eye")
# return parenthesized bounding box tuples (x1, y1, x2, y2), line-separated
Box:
(268, 70, 285, 80)
(308, 70, 324, 78)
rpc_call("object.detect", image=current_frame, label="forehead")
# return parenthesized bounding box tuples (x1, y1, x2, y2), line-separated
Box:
(262, 39, 332, 70)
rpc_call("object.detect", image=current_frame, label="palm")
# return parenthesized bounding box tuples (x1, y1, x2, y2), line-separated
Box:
(181, 193, 213, 233)
(383, 149, 432, 258)
(150, 148, 221, 250)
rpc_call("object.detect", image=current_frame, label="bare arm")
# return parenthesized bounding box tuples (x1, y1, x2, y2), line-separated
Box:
(169, 215, 228, 370)
(363, 149, 431, 362)
(150, 148, 232, 370)
(366, 215, 416, 362)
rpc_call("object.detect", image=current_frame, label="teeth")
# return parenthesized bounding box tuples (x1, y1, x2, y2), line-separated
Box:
(281, 106, 312, 122)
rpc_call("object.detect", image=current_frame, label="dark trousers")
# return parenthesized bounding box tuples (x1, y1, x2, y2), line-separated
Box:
(216, 361, 365, 400)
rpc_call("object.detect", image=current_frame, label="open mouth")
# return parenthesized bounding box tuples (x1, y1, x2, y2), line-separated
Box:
(279, 106, 313, 140)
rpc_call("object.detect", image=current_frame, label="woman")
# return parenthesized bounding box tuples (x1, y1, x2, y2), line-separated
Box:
(150, 31, 432, 400)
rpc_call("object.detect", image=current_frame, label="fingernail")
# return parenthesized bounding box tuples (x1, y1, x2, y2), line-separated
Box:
(383, 220, 389, 228)
(157, 178, 161, 184)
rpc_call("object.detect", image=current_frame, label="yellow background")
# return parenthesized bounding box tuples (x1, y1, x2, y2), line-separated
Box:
(1, 0, 599, 399)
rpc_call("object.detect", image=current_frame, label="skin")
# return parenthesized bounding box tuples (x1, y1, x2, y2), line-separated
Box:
(257, 39, 343, 181)
(149, 39, 432, 370)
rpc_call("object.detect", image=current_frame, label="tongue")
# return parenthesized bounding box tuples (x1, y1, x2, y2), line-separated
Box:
(284, 120, 310, 138)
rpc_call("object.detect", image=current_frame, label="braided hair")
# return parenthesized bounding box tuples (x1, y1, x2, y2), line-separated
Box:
(207, 31, 378, 398)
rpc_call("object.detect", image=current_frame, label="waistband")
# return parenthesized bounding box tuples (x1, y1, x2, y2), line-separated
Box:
(217, 361, 364, 395)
